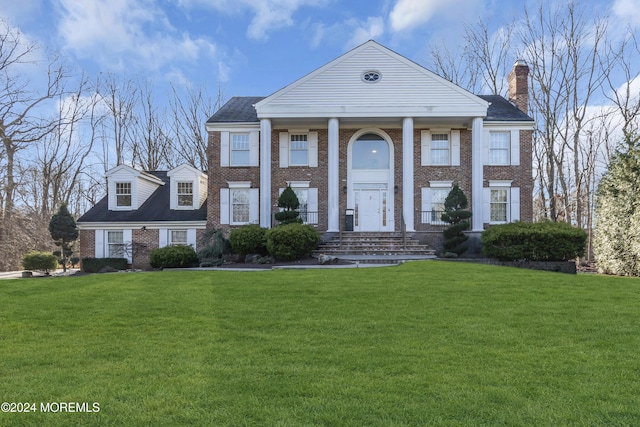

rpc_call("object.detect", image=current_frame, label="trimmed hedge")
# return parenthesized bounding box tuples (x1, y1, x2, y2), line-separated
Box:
(81, 257, 128, 273)
(482, 221, 587, 261)
(150, 245, 199, 269)
(229, 224, 268, 256)
(22, 251, 58, 272)
(266, 223, 320, 261)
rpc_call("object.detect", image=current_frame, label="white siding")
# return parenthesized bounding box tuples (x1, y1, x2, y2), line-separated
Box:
(256, 43, 488, 118)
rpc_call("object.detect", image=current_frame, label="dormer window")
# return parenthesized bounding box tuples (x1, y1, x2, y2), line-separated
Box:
(177, 182, 194, 207)
(116, 182, 132, 207)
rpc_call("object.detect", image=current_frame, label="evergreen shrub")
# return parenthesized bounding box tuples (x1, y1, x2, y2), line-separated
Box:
(229, 224, 268, 256)
(266, 223, 320, 261)
(22, 251, 58, 273)
(482, 221, 586, 261)
(149, 245, 198, 269)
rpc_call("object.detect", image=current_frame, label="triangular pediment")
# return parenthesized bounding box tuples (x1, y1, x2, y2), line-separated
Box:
(255, 40, 488, 119)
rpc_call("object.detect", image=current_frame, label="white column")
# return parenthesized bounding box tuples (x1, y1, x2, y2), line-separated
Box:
(402, 117, 415, 232)
(327, 118, 340, 232)
(472, 117, 484, 231)
(259, 118, 272, 228)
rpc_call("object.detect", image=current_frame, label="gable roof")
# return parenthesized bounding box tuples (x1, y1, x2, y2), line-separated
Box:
(254, 40, 489, 119)
(77, 171, 207, 224)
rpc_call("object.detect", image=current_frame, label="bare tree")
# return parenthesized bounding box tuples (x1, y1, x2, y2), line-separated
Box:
(97, 73, 138, 169)
(604, 33, 640, 139)
(519, 2, 611, 226)
(465, 20, 516, 96)
(169, 83, 224, 170)
(0, 19, 67, 234)
(130, 80, 172, 171)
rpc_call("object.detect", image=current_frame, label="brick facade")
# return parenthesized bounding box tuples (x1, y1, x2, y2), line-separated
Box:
(208, 124, 533, 235)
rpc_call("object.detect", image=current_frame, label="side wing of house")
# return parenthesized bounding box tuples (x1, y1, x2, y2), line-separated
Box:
(77, 164, 208, 267)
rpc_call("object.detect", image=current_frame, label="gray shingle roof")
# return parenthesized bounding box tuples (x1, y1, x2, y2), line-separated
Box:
(478, 95, 533, 122)
(207, 95, 532, 124)
(77, 171, 207, 223)
(206, 96, 265, 123)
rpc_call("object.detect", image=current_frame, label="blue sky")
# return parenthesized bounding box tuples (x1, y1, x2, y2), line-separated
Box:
(0, 0, 637, 102)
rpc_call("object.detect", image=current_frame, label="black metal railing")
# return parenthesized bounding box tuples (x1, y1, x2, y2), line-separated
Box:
(271, 210, 319, 226)
(417, 211, 449, 227)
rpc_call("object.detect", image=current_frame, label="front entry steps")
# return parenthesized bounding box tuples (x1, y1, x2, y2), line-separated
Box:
(313, 232, 436, 263)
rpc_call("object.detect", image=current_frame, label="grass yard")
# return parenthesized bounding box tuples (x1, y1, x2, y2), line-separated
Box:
(1, 261, 640, 426)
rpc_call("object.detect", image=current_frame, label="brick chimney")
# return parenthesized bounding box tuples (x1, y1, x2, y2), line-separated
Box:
(508, 59, 529, 114)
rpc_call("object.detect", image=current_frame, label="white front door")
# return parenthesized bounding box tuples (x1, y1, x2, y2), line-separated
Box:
(358, 190, 380, 231)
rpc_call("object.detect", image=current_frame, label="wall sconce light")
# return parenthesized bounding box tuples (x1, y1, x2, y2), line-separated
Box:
(394, 185, 399, 193)
(343, 186, 347, 193)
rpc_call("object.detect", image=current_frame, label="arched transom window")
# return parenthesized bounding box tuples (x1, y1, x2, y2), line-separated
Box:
(352, 133, 389, 170)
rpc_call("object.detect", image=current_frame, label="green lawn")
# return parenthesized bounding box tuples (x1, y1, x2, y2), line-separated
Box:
(1, 261, 640, 426)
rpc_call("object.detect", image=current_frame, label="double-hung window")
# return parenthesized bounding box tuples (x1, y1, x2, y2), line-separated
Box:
(231, 133, 250, 166)
(430, 133, 450, 165)
(116, 182, 131, 207)
(170, 230, 188, 246)
(107, 231, 125, 257)
(490, 189, 509, 222)
(489, 131, 510, 165)
(231, 189, 250, 224)
(289, 134, 308, 166)
(177, 182, 193, 207)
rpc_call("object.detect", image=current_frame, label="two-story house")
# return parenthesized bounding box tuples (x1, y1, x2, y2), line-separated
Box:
(206, 40, 534, 250)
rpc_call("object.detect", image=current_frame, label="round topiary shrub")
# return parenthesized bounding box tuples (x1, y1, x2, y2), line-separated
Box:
(149, 245, 199, 268)
(266, 223, 320, 261)
(229, 224, 268, 256)
(481, 221, 587, 261)
(22, 251, 58, 274)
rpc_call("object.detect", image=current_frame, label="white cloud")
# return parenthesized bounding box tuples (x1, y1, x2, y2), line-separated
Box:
(177, 0, 330, 40)
(389, 0, 476, 33)
(613, 0, 640, 29)
(344, 17, 385, 49)
(56, 0, 217, 71)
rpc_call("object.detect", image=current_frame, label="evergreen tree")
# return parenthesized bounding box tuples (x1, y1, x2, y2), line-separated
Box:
(274, 186, 302, 225)
(48, 203, 79, 272)
(594, 133, 640, 276)
(441, 184, 472, 257)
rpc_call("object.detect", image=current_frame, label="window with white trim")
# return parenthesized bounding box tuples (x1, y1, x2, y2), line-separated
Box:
(116, 182, 131, 207)
(169, 230, 188, 246)
(231, 189, 250, 224)
(177, 182, 193, 207)
(290, 134, 308, 166)
(490, 189, 508, 222)
(231, 133, 250, 166)
(431, 133, 450, 165)
(489, 131, 510, 165)
(107, 231, 125, 257)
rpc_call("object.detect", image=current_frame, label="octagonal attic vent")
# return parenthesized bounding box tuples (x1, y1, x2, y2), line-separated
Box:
(362, 70, 381, 83)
